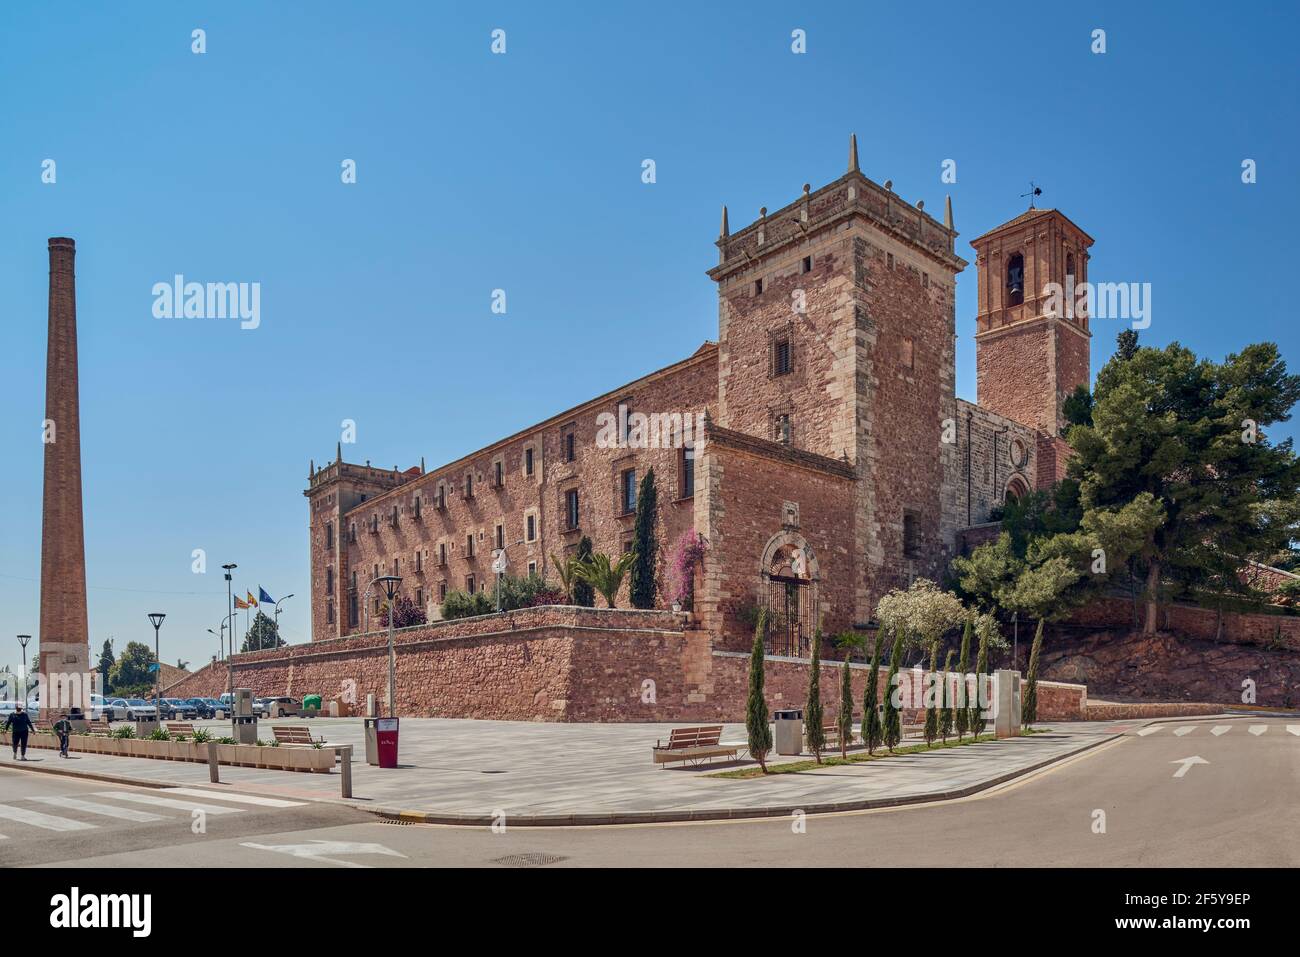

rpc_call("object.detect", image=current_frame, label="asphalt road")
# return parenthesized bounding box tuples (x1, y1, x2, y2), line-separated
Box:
(4, 718, 1297, 867)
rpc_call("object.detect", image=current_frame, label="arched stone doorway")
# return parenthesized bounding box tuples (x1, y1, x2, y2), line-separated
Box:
(1004, 475, 1030, 503)
(759, 532, 819, 657)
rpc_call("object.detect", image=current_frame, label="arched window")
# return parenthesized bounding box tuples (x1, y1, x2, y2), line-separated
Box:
(1005, 476, 1030, 503)
(1006, 253, 1025, 307)
(1065, 252, 1075, 281)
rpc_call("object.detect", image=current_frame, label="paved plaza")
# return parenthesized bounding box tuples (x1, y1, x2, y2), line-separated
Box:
(0, 715, 1156, 824)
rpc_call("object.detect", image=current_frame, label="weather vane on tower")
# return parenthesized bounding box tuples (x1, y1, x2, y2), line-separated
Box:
(1021, 181, 1043, 209)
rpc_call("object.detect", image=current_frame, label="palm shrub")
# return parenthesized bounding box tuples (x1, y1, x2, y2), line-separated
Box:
(837, 655, 853, 759)
(147, 728, 170, 741)
(574, 551, 635, 608)
(1023, 618, 1045, 727)
(863, 629, 885, 754)
(923, 642, 939, 746)
(882, 627, 905, 751)
(549, 552, 580, 603)
(573, 536, 596, 607)
(112, 725, 136, 739)
(805, 630, 825, 763)
(628, 468, 658, 609)
(746, 609, 772, 772)
(955, 617, 973, 741)
(940, 650, 955, 743)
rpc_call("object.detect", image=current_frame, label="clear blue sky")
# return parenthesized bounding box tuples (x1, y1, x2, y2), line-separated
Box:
(1, 1, 1296, 674)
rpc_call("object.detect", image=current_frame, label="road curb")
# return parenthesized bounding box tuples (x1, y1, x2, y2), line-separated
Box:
(363, 732, 1124, 828)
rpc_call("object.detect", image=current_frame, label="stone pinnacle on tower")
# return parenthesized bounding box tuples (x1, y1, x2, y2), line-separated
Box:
(38, 237, 92, 715)
(848, 133, 859, 173)
(719, 204, 729, 238)
(944, 195, 954, 230)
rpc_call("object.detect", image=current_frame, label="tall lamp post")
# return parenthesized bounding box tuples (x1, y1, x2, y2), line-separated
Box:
(16, 635, 31, 706)
(222, 563, 237, 701)
(373, 576, 402, 717)
(208, 620, 227, 661)
(147, 613, 165, 722)
(273, 594, 294, 632)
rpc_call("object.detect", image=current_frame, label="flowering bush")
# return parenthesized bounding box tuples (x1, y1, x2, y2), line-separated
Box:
(669, 531, 708, 609)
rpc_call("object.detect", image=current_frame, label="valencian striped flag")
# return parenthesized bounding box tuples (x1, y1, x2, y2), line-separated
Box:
(234, 595, 250, 610)
(246, 591, 258, 607)
(258, 587, 276, 605)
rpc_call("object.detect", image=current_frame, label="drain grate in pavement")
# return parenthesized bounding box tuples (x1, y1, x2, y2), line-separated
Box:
(491, 852, 567, 868)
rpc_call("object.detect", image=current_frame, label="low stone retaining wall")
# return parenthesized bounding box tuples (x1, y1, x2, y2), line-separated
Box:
(1082, 702, 1224, 721)
(1070, 597, 1300, 651)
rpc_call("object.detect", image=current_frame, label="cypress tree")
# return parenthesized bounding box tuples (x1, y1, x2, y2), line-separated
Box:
(882, 627, 905, 751)
(837, 654, 853, 759)
(805, 630, 825, 763)
(629, 468, 658, 609)
(573, 536, 596, 607)
(956, 618, 972, 741)
(940, 649, 955, 743)
(923, 642, 940, 746)
(971, 618, 991, 737)
(1023, 618, 1045, 728)
(746, 609, 772, 772)
(863, 629, 885, 754)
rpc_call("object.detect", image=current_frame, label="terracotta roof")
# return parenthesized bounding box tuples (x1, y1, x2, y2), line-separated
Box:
(971, 207, 1094, 245)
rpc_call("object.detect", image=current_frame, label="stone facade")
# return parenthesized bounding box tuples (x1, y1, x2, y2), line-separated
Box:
(303, 142, 1093, 693)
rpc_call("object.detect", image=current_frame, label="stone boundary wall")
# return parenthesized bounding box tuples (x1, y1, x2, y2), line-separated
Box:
(1070, 597, 1300, 651)
(1083, 702, 1223, 721)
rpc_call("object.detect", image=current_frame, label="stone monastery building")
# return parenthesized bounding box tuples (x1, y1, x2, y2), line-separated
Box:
(306, 137, 1094, 654)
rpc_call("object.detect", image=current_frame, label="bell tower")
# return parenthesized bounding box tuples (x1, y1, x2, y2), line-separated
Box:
(971, 208, 1093, 477)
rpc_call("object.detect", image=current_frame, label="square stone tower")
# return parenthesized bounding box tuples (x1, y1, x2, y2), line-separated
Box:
(972, 208, 1093, 484)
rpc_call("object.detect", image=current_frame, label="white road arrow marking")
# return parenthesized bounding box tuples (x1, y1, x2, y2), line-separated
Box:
(1137, 726, 1162, 736)
(1173, 726, 1195, 736)
(1249, 725, 1268, 736)
(1287, 725, 1300, 737)
(1211, 726, 1231, 736)
(1171, 756, 1209, 779)
(239, 840, 408, 868)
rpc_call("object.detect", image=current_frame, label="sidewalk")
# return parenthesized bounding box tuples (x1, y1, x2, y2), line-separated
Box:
(2, 716, 1142, 825)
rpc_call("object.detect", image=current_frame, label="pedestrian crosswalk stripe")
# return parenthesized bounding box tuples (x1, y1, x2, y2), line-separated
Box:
(0, 803, 97, 832)
(1136, 726, 1162, 736)
(1211, 726, 1231, 736)
(1173, 726, 1194, 736)
(28, 796, 164, 822)
(163, 788, 306, 808)
(1288, 725, 1300, 736)
(1249, 725, 1268, 736)
(94, 792, 242, 815)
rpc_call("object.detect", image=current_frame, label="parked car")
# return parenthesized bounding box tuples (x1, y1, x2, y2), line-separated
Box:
(250, 697, 272, 718)
(161, 698, 198, 720)
(120, 699, 159, 720)
(89, 693, 122, 720)
(260, 696, 303, 717)
(187, 698, 216, 719)
(201, 697, 228, 717)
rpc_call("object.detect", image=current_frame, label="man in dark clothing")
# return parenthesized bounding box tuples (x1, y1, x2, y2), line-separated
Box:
(53, 715, 73, 757)
(4, 705, 33, 760)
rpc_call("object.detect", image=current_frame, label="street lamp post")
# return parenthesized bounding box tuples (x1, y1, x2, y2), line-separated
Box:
(147, 613, 165, 722)
(273, 594, 294, 632)
(222, 563, 237, 701)
(373, 576, 402, 717)
(16, 635, 31, 707)
(208, 620, 227, 662)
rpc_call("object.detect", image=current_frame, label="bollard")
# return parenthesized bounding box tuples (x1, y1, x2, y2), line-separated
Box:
(338, 745, 353, 799)
(207, 741, 220, 783)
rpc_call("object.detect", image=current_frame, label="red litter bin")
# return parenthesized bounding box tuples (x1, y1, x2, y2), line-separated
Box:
(375, 717, 399, 768)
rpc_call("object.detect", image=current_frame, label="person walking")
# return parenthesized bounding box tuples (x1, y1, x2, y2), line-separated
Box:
(4, 704, 34, 760)
(53, 714, 73, 758)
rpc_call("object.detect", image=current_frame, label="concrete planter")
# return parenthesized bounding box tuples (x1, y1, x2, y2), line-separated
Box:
(4, 731, 328, 772)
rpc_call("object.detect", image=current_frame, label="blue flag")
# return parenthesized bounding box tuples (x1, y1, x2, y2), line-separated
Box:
(258, 587, 276, 606)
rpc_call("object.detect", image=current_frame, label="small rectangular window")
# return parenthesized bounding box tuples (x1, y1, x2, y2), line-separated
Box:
(903, 511, 920, 558)
(439, 542, 447, 565)
(416, 588, 423, 608)
(494, 460, 503, 487)
(775, 414, 791, 446)
(466, 534, 475, 557)
(526, 514, 536, 542)
(622, 469, 637, 514)
(415, 550, 422, 572)
(525, 447, 534, 476)
(348, 595, 358, 626)
(326, 601, 335, 624)
(466, 575, 476, 594)
(325, 523, 334, 549)
(888, 253, 894, 270)
(414, 496, 421, 519)
(325, 567, 334, 594)
(464, 473, 474, 498)
(566, 489, 580, 530)
(754, 278, 764, 295)
(495, 523, 504, 549)
(528, 561, 537, 577)
(802, 255, 812, 273)
(438, 581, 447, 601)
(773, 338, 792, 376)
(564, 431, 576, 462)
(681, 445, 695, 498)
(349, 523, 356, 543)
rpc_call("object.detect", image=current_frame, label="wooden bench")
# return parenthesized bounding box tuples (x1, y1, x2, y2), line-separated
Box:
(651, 725, 739, 767)
(272, 725, 327, 747)
(165, 722, 196, 736)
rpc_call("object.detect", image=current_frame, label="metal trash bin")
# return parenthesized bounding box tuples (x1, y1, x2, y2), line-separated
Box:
(774, 708, 804, 755)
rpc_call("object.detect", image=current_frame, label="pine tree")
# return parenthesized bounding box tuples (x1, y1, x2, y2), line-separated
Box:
(573, 536, 596, 607)
(940, 649, 955, 743)
(863, 629, 885, 754)
(837, 655, 853, 759)
(923, 642, 940, 746)
(805, 630, 825, 763)
(1023, 618, 1045, 727)
(746, 609, 773, 772)
(955, 618, 972, 741)
(882, 627, 905, 751)
(971, 617, 992, 737)
(629, 468, 659, 609)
